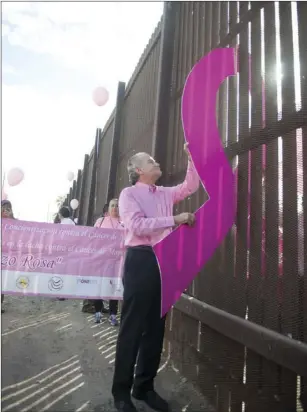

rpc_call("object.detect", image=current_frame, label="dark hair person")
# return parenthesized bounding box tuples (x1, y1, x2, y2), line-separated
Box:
(58, 206, 75, 225)
(93, 199, 123, 326)
(1, 200, 14, 219)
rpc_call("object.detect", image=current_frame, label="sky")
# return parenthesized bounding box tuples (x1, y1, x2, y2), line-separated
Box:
(2, 1, 163, 222)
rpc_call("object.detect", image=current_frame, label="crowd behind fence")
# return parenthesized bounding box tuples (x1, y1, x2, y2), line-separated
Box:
(64, 2, 307, 410)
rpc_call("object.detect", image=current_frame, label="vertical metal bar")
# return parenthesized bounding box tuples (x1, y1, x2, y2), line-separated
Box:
(76, 169, 82, 200)
(262, 1, 281, 405)
(75, 169, 82, 221)
(106, 81, 126, 201)
(78, 154, 89, 226)
(170, 2, 183, 189)
(235, 3, 249, 316)
(152, 1, 177, 178)
(68, 187, 72, 206)
(279, 2, 299, 409)
(86, 131, 99, 226)
(94, 128, 102, 221)
(71, 180, 77, 218)
(246, 5, 266, 408)
(233, 3, 250, 410)
(72, 180, 77, 200)
(297, 2, 307, 409)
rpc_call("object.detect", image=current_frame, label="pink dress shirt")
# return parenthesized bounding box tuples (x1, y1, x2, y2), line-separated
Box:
(94, 216, 124, 230)
(119, 160, 200, 247)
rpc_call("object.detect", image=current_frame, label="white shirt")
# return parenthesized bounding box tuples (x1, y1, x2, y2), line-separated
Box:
(60, 217, 75, 225)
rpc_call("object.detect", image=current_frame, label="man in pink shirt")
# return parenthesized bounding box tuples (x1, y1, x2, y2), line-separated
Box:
(112, 143, 199, 412)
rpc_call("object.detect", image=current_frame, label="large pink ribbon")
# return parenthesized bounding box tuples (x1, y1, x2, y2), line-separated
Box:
(154, 48, 237, 316)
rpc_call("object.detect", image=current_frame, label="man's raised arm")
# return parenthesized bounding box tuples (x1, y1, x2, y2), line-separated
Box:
(169, 144, 200, 204)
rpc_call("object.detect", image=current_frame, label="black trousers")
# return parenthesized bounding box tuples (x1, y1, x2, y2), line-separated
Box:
(112, 246, 166, 400)
(94, 299, 118, 315)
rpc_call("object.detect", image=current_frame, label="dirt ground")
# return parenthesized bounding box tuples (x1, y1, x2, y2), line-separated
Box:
(1, 295, 212, 412)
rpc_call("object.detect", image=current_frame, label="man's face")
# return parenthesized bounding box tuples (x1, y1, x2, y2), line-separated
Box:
(137, 153, 162, 182)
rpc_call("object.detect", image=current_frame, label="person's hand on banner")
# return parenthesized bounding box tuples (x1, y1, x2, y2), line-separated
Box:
(174, 212, 195, 227)
(184, 142, 192, 161)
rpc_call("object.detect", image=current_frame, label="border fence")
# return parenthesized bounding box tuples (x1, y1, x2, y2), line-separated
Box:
(64, 2, 307, 411)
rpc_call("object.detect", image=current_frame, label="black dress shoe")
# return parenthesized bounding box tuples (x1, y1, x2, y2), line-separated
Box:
(114, 399, 138, 412)
(132, 390, 169, 412)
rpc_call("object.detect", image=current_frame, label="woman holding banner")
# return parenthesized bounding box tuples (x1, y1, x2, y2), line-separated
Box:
(94, 199, 124, 326)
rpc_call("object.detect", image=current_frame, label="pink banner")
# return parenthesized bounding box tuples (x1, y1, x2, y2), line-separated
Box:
(1, 219, 125, 299)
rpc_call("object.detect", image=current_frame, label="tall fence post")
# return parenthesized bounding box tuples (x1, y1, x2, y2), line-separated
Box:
(86, 130, 100, 226)
(93, 129, 102, 221)
(75, 169, 82, 221)
(71, 180, 77, 218)
(151, 1, 177, 180)
(68, 187, 73, 206)
(72, 180, 77, 199)
(78, 154, 89, 226)
(106, 81, 126, 201)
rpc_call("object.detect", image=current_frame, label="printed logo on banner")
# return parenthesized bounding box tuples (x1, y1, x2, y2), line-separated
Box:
(16, 276, 30, 290)
(77, 278, 98, 285)
(48, 276, 64, 291)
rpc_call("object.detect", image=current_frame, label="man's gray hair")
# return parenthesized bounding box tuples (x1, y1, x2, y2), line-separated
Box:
(127, 152, 147, 185)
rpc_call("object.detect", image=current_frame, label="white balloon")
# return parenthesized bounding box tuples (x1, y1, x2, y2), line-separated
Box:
(70, 199, 79, 210)
(67, 171, 74, 182)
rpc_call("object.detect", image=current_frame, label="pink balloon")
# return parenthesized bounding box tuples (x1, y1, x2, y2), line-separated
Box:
(92, 87, 109, 107)
(7, 167, 24, 187)
(2, 190, 8, 200)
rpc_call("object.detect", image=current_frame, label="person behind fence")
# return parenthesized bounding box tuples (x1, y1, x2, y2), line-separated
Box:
(58, 206, 75, 225)
(93, 198, 123, 326)
(111, 143, 199, 412)
(1, 200, 16, 313)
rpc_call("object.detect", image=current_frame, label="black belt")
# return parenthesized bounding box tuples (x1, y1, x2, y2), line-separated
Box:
(127, 245, 153, 253)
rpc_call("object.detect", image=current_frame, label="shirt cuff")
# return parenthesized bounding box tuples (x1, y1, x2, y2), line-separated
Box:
(165, 216, 175, 227)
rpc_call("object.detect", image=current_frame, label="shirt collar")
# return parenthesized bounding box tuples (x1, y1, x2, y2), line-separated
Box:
(135, 182, 157, 193)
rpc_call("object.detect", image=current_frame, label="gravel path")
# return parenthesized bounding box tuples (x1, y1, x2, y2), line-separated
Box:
(1, 296, 211, 412)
